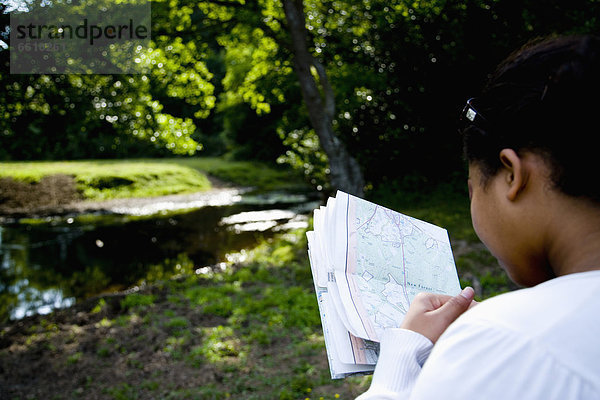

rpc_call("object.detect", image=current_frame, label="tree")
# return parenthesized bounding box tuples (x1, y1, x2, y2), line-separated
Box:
(0, 0, 214, 160)
(188, 0, 365, 194)
(4, 0, 600, 195)
(282, 0, 364, 196)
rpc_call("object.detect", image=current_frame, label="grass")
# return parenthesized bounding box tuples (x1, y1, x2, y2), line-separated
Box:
(0, 159, 212, 201)
(0, 163, 513, 398)
(1, 219, 511, 399)
(156, 157, 310, 193)
(1, 227, 372, 399)
(0, 157, 308, 201)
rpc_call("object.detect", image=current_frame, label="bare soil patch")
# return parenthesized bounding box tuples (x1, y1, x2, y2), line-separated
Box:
(0, 174, 82, 216)
(0, 174, 239, 220)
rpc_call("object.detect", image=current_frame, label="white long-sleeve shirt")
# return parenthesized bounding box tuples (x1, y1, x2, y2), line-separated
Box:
(356, 270, 600, 399)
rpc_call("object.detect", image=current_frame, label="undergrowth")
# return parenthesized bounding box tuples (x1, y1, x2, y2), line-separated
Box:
(0, 179, 513, 399)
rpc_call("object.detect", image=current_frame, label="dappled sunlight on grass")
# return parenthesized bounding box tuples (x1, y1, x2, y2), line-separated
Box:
(1, 196, 511, 399)
(0, 157, 311, 205)
(0, 159, 213, 200)
(167, 157, 310, 193)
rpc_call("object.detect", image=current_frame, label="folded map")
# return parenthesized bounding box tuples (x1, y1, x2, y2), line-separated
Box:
(306, 191, 461, 378)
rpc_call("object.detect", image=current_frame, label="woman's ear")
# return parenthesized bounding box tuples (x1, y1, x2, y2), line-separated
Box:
(499, 149, 528, 201)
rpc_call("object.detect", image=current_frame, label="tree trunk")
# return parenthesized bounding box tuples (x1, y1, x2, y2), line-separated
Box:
(282, 0, 364, 197)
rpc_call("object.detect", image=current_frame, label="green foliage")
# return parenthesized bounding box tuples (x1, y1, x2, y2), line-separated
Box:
(91, 299, 107, 315)
(96, 346, 111, 358)
(120, 293, 156, 310)
(1, 0, 213, 160)
(297, 0, 600, 189)
(0, 159, 213, 200)
(3, 198, 506, 399)
(142, 253, 196, 284)
(0, 73, 207, 160)
(479, 271, 515, 298)
(3, 0, 600, 193)
(277, 127, 329, 191)
(66, 351, 83, 365)
(189, 325, 241, 364)
(182, 0, 600, 190)
(457, 247, 517, 300)
(165, 157, 309, 192)
(185, 285, 236, 317)
(164, 316, 190, 330)
(105, 383, 139, 400)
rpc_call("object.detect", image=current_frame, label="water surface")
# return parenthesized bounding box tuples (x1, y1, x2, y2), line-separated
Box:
(0, 190, 317, 322)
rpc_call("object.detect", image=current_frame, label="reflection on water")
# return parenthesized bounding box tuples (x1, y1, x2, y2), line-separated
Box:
(220, 210, 299, 232)
(0, 191, 317, 322)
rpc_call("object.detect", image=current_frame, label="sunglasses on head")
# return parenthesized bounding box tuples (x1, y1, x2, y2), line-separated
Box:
(460, 98, 491, 132)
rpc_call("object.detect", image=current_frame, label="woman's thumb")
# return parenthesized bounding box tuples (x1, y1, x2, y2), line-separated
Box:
(437, 286, 475, 322)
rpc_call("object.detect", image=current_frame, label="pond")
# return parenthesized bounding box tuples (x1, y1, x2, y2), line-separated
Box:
(0, 189, 319, 322)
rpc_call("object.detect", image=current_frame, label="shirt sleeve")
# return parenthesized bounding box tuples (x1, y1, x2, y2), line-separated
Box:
(355, 328, 433, 400)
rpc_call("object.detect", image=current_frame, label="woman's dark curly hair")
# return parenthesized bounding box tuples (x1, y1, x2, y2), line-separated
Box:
(461, 34, 600, 202)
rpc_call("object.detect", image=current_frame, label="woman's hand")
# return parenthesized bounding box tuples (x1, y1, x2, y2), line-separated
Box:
(400, 287, 477, 344)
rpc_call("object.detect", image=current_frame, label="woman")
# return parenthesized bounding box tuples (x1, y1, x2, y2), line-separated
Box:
(357, 34, 600, 399)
